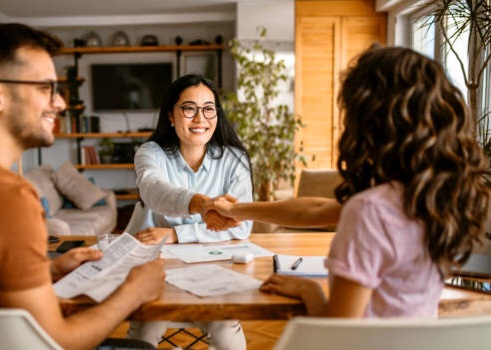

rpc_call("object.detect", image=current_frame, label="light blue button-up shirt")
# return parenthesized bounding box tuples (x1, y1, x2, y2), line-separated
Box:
(134, 141, 253, 243)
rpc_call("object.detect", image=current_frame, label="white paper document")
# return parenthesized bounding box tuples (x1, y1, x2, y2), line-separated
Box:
(165, 264, 262, 297)
(54, 233, 165, 302)
(162, 242, 274, 263)
(273, 254, 329, 277)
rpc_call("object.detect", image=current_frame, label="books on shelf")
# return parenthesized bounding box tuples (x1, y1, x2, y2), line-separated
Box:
(57, 114, 100, 134)
(273, 254, 328, 277)
(80, 145, 100, 165)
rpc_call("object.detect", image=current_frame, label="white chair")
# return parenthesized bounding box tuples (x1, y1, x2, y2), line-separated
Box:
(0, 308, 62, 350)
(275, 316, 491, 350)
(124, 201, 208, 349)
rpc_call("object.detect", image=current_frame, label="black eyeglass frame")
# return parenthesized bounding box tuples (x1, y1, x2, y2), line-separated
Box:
(0, 79, 59, 103)
(178, 104, 218, 120)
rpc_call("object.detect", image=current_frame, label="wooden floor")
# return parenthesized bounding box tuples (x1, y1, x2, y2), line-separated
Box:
(111, 320, 287, 350)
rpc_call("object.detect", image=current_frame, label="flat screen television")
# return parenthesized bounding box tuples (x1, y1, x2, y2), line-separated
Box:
(90, 63, 172, 111)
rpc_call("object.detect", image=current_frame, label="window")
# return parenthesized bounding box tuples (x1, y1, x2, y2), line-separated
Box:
(411, 14, 436, 60)
(408, 1, 491, 142)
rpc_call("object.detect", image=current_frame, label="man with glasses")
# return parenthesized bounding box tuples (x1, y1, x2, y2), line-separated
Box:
(0, 22, 165, 350)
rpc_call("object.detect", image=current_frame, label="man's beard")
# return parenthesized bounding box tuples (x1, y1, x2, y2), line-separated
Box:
(7, 92, 55, 150)
(20, 130, 54, 149)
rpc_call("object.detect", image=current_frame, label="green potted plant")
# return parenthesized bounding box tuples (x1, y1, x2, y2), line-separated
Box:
(222, 27, 306, 201)
(98, 137, 114, 164)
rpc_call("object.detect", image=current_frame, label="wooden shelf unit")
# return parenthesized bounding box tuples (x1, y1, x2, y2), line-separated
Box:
(59, 44, 224, 89)
(115, 193, 140, 200)
(55, 132, 152, 139)
(74, 163, 135, 170)
(54, 131, 151, 166)
(61, 44, 224, 55)
(53, 132, 151, 201)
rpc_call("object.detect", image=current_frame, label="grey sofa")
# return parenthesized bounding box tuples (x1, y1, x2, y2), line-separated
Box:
(24, 164, 117, 236)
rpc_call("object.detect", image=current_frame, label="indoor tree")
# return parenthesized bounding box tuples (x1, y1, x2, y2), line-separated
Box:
(419, 0, 491, 149)
(222, 27, 306, 201)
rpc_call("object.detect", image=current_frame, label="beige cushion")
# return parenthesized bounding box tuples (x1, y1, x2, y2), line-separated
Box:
(24, 165, 63, 215)
(51, 162, 106, 211)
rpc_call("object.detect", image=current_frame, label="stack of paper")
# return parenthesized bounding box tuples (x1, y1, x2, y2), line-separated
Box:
(273, 254, 328, 277)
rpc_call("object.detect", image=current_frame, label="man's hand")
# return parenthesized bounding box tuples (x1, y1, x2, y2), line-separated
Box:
(124, 258, 166, 304)
(203, 194, 240, 223)
(50, 247, 102, 282)
(190, 193, 241, 231)
(202, 209, 240, 231)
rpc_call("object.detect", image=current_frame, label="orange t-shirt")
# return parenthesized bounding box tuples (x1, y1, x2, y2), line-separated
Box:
(0, 166, 51, 291)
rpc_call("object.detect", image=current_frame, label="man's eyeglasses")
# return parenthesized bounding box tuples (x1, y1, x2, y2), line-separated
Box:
(0, 79, 60, 103)
(179, 104, 217, 119)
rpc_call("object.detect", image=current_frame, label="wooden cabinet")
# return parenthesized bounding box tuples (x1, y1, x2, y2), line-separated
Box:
(295, 0, 387, 169)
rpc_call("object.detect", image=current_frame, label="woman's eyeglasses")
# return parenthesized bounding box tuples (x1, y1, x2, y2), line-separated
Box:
(0, 79, 59, 103)
(179, 104, 217, 119)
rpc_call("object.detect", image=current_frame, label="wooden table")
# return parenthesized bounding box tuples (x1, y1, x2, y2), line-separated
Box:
(52, 233, 491, 321)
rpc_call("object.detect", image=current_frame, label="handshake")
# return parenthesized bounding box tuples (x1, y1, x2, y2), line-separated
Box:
(199, 194, 242, 232)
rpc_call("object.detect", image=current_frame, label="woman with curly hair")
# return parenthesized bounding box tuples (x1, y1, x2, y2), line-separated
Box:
(206, 45, 490, 317)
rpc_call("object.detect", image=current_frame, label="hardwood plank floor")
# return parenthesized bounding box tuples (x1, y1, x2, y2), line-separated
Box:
(110, 320, 287, 350)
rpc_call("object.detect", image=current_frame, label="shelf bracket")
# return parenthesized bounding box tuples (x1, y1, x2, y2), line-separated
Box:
(176, 49, 182, 78)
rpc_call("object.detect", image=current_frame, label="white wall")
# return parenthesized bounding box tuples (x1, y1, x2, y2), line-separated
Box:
(236, 0, 294, 42)
(234, 0, 295, 109)
(376, 0, 426, 46)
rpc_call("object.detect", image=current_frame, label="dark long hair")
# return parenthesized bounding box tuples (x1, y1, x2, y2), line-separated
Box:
(148, 74, 253, 182)
(335, 45, 489, 272)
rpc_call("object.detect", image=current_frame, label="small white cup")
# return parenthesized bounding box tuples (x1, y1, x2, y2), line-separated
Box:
(96, 233, 119, 251)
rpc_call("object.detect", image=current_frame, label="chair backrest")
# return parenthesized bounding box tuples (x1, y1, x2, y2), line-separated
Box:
(124, 201, 155, 235)
(0, 308, 63, 350)
(296, 169, 342, 199)
(274, 316, 491, 350)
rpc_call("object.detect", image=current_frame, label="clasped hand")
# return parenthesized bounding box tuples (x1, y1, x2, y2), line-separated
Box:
(202, 194, 240, 231)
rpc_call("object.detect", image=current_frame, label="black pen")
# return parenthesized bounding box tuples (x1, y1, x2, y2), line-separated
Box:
(291, 257, 303, 270)
(273, 255, 279, 273)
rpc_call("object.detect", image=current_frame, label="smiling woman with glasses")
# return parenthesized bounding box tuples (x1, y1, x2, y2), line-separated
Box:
(0, 79, 59, 102)
(128, 74, 253, 350)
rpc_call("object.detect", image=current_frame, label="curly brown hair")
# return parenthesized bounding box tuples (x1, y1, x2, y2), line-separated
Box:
(335, 45, 489, 272)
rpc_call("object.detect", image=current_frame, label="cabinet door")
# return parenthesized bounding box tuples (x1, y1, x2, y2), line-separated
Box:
(332, 16, 387, 164)
(295, 1, 387, 169)
(295, 16, 341, 169)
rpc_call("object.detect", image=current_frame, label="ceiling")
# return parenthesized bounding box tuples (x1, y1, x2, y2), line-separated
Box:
(0, 0, 257, 19)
